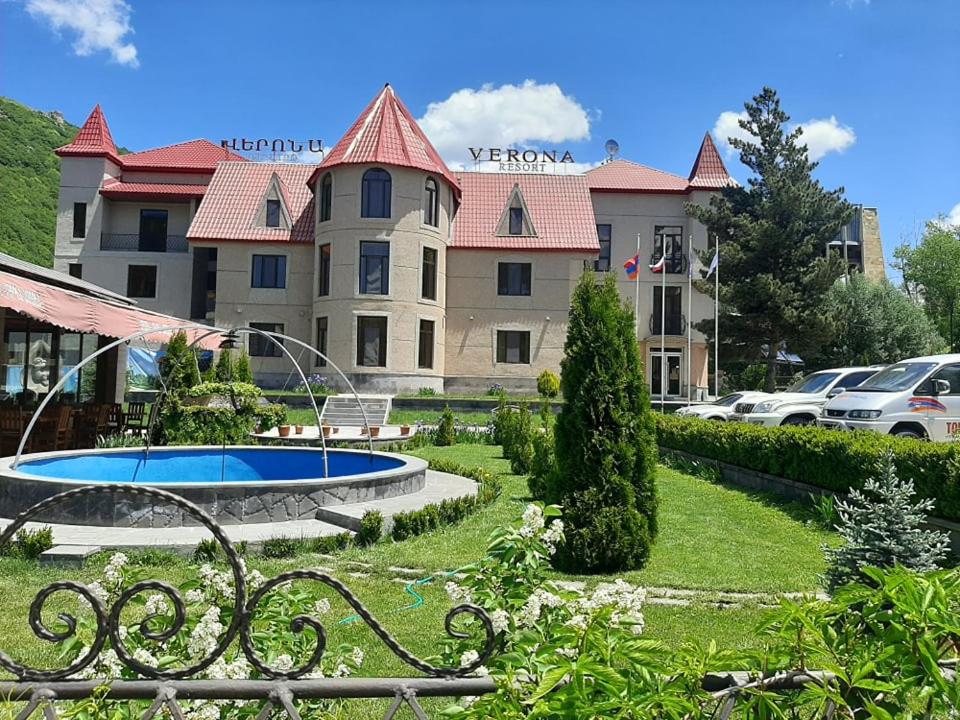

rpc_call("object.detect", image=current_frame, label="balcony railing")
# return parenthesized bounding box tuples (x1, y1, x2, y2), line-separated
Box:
(100, 234, 189, 253)
(650, 313, 687, 336)
(649, 253, 687, 274)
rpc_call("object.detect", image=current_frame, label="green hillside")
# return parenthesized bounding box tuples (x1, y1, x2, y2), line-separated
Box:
(0, 97, 81, 267)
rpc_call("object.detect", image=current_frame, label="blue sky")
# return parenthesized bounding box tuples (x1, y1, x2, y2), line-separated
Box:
(2, 0, 958, 271)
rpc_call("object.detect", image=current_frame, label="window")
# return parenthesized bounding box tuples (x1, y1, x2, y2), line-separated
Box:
(837, 370, 879, 390)
(653, 225, 685, 274)
(508, 207, 524, 235)
(359, 241, 390, 294)
(497, 262, 531, 296)
(127, 265, 157, 298)
(251, 254, 286, 288)
(249, 322, 284, 357)
(68, 263, 82, 279)
(356, 316, 387, 367)
(361, 168, 391, 218)
(496, 330, 530, 364)
(318, 244, 331, 296)
(595, 224, 612, 271)
(421, 246, 438, 300)
(424, 177, 439, 227)
(652, 286, 683, 334)
(265, 199, 281, 228)
(315, 317, 328, 367)
(72, 203, 86, 238)
(139, 209, 168, 252)
(418, 319, 435, 369)
(918, 364, 960, 396)
(319, 173, 332, 222)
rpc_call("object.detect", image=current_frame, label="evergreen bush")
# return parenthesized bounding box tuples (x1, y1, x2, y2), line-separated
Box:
(547, 273, 658, 573)
(536, 369, 560, 398)
(824, 451, 949, 591)
(159, 330, 201, 394)
(434, 406, 457, 446)
(233, 350, 254, 383)
(356, 510, 383, 547)
(213, 349, 233, 382)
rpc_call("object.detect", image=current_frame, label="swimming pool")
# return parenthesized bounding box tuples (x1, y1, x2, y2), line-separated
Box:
(0, 446, 427, 527)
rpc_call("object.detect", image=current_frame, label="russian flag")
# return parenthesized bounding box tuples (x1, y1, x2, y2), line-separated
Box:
(623, 254, 640, 280)
(649, 255, 666, 273)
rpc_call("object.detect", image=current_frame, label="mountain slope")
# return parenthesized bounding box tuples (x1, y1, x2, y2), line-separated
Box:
(0, 97, 80, 267)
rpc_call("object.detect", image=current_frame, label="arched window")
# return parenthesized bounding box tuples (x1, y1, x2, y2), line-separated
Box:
(424, 177, 439, 227)
(361, 168, 391, 218)
(319, 173, 332, 222)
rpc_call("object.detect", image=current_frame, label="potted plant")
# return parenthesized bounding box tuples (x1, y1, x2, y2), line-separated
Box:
(295, 424, 304, 434)
(278, 424, 291, 437)
(322, 425, 331, 438)
(369, 426, 381, 438)
(400, 424, 410, 436)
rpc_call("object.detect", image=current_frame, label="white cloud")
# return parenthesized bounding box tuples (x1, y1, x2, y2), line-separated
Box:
(936, 202, 960, 228)
(795, 116, 856, 161)
(418, 80, 592, 168)
(712, 111, 856, 162)
(26, 0, 139, 67)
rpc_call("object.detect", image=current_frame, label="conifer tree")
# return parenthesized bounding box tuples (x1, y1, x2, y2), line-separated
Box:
(824, 451, 949, 592)
(214, 349, 233, 382)
(159, 330, 200, 394)
(686, 87, 853, 391)
(233, 349, 254, 384)
(546, 273, 658, 572)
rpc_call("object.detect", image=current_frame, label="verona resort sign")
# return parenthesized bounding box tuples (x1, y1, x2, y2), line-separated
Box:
(468, 147, 576, 172)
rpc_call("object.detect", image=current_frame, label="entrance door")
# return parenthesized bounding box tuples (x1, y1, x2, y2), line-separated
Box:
(650, 350, 683, 398)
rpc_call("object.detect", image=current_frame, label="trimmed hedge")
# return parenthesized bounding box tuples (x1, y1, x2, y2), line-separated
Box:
(654, 415, 960, 523)
(390, 459, 502, 541)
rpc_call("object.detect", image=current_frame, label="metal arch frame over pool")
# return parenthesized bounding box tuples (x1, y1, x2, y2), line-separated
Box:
(0, 446, 427, 528)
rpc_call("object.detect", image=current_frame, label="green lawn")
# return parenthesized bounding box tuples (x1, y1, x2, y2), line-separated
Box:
(0, 442, 831, 701)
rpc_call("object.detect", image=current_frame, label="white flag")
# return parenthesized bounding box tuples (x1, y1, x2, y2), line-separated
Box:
(706, 251, 719, 278)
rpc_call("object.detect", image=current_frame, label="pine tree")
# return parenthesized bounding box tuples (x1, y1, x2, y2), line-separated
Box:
(824, 451, 949, 592)
(686, 87, 853, 391)
(233, 349, 254, 384)
(546, 273, 658, 573)
(159, 330, 200, 394)
(214, 349, 233, 382)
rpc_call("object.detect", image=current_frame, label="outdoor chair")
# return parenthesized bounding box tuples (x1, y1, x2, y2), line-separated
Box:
(0, 409, 23, 456)
(105, 403, 124, 434)
(124, 401, 147, 434)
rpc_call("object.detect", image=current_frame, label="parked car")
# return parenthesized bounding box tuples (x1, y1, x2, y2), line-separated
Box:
(674, 392, 772, 421)
(740, 366, 885, 427)
(818, 354, 960, 440)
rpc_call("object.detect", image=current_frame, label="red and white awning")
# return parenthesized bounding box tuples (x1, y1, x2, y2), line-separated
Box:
(0, 269, 220, 349)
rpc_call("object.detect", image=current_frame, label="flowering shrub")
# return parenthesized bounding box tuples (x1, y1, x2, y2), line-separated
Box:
(294, 373, 331, 396)
(61, 553, 365, 719)
(487, 383, 504, 396)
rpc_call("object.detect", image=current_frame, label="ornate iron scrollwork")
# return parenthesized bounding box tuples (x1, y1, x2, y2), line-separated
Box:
(0, 485, 496, 683)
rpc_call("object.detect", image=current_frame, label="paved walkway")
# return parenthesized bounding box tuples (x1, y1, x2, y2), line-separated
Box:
(0, 470, 477, 551)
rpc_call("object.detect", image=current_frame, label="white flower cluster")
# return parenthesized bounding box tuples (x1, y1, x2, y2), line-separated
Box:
(144, 593, 170, 616)
(574, 579, 646, 635)
(198, 564, 235, 601)
(314, 598, 331, 615)
(541, 519, 564, 555)
(445, 581, 473, 604)
(187, 606, 224, 659)
(518, 588, 564, 627)
(489, 608, 511, 634)
(519, 504, 545, 538)
(103, 552, 128, 586)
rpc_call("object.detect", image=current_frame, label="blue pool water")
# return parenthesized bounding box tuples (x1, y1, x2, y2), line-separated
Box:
(18, 448, 403, 484)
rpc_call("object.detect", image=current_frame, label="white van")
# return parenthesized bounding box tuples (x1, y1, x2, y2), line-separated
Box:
(818, 354, 960, 440)
(738, 366, 884, 427)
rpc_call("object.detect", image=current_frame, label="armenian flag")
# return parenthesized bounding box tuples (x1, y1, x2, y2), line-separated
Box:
(623, 253, 640, 280)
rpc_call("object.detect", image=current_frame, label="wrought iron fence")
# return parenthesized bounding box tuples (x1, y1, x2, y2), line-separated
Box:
(0, 485, 497, 719)
(100, 234, 189, 253)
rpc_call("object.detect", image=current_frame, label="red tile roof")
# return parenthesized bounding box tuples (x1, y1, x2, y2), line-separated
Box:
(100, 180, 208, 200)
(120, 139, 246, 173)
(311, 84, 460, 195)
(453, 173, 599, 252)
(55, 104, 122, 165)
(585, 159, 690, 194)
(187, 162, 316, 244)
(687, 133, 737, 189)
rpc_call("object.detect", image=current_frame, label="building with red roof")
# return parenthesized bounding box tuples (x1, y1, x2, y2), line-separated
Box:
(51, 87, 775, 396)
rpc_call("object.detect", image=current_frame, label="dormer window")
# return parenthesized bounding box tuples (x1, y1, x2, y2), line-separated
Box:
(496, 184, 536, 237)
(266, 199, 281, 228)
(508, 208, 523, 235)
(424, 177, 439, 227)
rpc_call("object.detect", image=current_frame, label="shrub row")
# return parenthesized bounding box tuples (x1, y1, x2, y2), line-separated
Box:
(0, 526, 54, 559)
(390, 459, 502, 541)
(654, 414, 960, 522)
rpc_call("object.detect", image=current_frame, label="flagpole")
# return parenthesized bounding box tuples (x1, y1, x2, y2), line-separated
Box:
(714, 236, 720, 401)
(660, 249, 666, 414)
(634, 232, 641, 340)
(687, 236, 693, 407)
